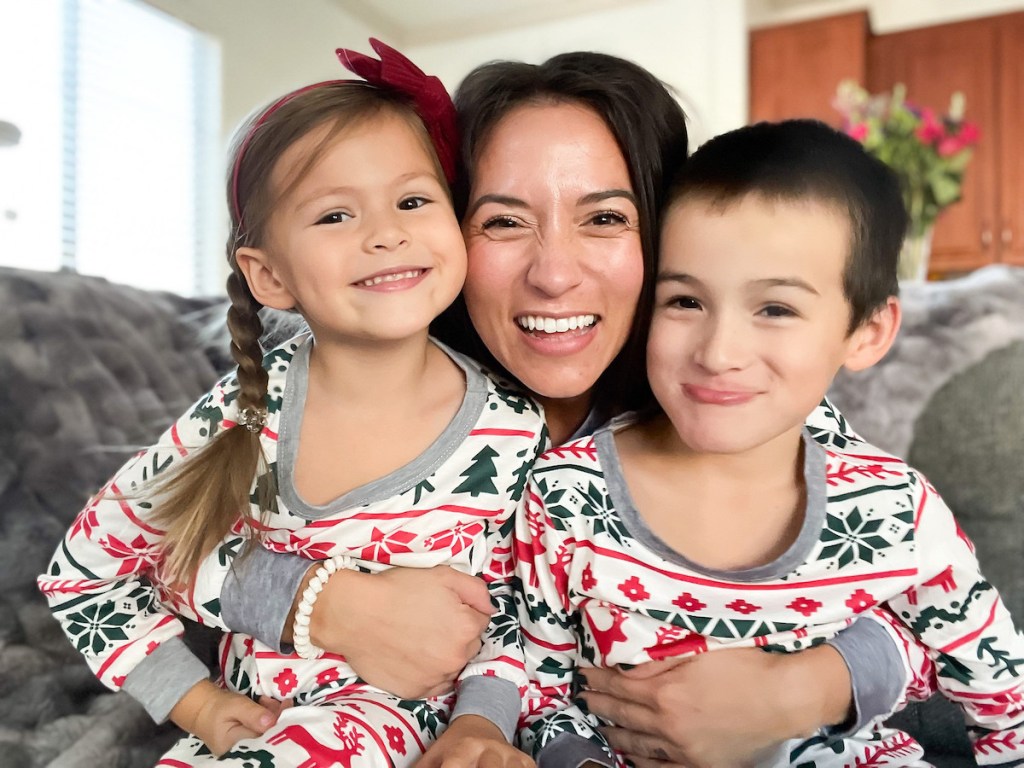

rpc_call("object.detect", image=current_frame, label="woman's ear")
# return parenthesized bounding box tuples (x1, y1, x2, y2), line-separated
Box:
(235, 247, 296, 310)
(843, 296, 902, 372)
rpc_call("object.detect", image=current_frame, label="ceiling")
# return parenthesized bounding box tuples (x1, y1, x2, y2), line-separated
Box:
(337, 0, 658, 45)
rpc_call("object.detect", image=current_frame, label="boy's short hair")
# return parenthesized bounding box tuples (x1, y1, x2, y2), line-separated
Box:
(666, 119, 907, 331)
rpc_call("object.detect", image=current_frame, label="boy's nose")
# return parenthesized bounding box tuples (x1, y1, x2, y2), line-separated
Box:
(694, 317, 749, 373)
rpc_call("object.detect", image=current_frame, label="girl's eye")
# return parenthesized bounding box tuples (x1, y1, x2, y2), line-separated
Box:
(399, 196, 430, 210)
(760, 304, 797, 318)
(316, 211, 351, 225)
(668, 295, 702, 310)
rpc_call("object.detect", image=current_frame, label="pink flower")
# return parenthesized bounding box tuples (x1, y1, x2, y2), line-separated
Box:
(618, 575, 650, 603)
(845, 588, 876, 614)
(787, 596, 823, 617)
(672, 592, 707, 612)
(915, 107, 945, 144)
(726, 598, 761, 615)
(958, 121, 981, 146)
(846, 122, 869, 142)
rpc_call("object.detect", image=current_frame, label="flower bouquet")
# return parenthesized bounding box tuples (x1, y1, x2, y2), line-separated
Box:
(834, 80, 980, 280)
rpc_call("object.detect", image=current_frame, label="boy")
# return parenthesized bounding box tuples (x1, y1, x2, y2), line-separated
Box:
(514, 119, 1024, 767)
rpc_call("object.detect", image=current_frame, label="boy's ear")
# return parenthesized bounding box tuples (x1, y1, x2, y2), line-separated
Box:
(843, 296, 901, 372)
(234, 247, 297, 311)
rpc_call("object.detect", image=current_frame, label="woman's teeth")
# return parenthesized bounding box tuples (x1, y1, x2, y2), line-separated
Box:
(358, 269, 422, 287)
(516, 315, 597, 334)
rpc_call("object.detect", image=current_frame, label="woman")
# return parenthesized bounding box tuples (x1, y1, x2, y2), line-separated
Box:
(184, 51, 915, 766)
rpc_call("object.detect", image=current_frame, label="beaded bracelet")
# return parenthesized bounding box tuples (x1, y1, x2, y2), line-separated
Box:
(293, 554, 354, 660)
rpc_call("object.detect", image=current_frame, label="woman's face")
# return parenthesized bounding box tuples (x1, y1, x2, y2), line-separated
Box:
(461, 102, 644, 404)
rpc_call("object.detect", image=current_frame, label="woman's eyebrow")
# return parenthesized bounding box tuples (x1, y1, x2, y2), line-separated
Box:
(465, 193, 528, 218)
(578, 189, 638, 207)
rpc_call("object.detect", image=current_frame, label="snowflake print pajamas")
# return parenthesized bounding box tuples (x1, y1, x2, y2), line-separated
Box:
(514, 418, 1024, 767)
(40, 334, 546, 767)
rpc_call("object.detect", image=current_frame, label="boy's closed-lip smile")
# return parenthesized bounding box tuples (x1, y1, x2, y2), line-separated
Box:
(683, 383, 758, 406)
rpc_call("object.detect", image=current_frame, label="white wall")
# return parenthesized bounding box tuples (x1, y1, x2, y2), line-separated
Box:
(747, 0, 1024, 32)
(145, 0, 747, 149)
(406, 0, 748, 148)
(143, 0, 382, 138)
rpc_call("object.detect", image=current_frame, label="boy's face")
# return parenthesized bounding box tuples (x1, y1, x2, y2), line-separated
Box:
(649, 194, 895, 457)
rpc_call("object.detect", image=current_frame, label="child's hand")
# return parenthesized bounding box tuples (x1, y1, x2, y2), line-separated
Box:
(414, 715, 534, 768)
(170, 679, 289, 756)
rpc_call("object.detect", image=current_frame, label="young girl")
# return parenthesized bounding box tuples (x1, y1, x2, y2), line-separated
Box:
(39, 39, 543, 768)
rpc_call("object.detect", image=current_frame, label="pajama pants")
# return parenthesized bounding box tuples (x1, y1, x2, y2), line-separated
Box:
(156, 688, 454, 768)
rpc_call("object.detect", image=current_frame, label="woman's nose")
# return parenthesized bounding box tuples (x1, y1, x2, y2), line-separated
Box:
(524, 228, 584, 297)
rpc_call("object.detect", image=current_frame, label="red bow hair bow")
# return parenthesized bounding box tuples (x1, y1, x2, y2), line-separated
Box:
(336, 38, 459, 184)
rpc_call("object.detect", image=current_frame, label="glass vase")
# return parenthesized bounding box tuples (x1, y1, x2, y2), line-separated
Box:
(898, 227, 934, 282)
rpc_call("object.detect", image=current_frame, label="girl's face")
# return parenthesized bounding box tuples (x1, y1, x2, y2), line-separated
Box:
(237, 111, 466, 348)
(461, 102, 644, 405)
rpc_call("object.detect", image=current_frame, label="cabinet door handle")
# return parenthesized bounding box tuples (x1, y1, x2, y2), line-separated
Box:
(1003, 228, 1013, 246)
(981, 229, 993, 247)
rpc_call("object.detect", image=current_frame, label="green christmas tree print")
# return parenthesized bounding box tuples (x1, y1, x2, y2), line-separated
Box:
(453, 446, 500, 497)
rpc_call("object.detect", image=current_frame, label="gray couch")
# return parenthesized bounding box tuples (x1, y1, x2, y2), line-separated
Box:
(1, 264, 1022, 766)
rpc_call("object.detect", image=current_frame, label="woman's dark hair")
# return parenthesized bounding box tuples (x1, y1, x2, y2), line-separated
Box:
(431, 51, 689, 416)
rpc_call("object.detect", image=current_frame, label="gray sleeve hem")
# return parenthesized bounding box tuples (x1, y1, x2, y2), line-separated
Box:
(537, 732, 613, 768)
(826, 618, 907, 736)
(121, 636, 211, 723)
(451, 675, 521, 743)
(222, 547, 312, 651)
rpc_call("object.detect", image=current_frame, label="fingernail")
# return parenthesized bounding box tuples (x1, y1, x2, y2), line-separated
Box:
(574, 696, 590, 714)
(577, 672, 588, 686)
(260, 713, 274, 726)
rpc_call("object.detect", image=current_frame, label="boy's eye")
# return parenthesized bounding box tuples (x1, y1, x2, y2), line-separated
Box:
(316, 211, 352, 225)
(399, 196, 430, 210)
(760, 304, 796, 318)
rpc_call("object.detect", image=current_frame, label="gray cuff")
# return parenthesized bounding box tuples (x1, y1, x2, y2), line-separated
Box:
(121, 636, 211, 723)
(451, 675, 521, 743)
(537, 732, 613, 768)
(826, 618, 906, 735)
(222, 547, 312, 651)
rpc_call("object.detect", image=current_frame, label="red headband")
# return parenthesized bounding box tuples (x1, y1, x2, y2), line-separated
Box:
(230, 38, 458, 226)
(336, 39, 458, 184)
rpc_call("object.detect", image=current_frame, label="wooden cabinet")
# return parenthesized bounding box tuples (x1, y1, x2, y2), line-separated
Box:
(750, 12, 867, 125)
(869, 14, 1023, 273)
(998, 13, 1024, 266)
(749, 11, 1024, 275)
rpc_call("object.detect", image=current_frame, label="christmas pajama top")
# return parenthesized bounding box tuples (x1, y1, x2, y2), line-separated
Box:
(515, 417, 1024, 767)
(39, 333, 547, 742)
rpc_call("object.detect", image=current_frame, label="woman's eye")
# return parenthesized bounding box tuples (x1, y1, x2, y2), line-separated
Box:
(399, 196, 430, 210)
(481, 215, 522, 230)
(316, 211, 351, 225)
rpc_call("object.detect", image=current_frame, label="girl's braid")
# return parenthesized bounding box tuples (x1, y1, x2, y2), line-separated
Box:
(226, 264, 269, 414)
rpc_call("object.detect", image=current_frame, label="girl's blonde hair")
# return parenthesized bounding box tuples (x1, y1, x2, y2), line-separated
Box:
(152, 83, 448, 582)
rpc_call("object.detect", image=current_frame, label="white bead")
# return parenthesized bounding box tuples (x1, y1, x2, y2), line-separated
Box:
(294, 613, 310, 627)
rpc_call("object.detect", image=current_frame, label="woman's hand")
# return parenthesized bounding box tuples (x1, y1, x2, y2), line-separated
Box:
(296, 565, 494, 699)
(579, 645, 853, 768)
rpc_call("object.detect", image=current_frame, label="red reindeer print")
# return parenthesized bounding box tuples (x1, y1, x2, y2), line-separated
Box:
(583, 605, 629, 661)
(854, 731, 920, 765)
(267, 713, 366, 768)
(922, 565, 958, 594)
(646, 625, 707, 660)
